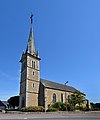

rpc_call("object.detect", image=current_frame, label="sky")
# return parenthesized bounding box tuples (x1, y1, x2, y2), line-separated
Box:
(0, 0, 100, 103)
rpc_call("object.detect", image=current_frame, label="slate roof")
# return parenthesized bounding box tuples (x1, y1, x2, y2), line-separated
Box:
(1, 101, 8, 107)
(40, 78, 81, 93)
(0, 101, 6, 106)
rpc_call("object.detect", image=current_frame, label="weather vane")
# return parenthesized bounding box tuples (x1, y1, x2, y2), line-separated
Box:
(30, 13, 33, 24)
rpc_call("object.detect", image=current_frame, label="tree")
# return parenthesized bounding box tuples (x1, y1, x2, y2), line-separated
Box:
(90, 102, 100, 111)
(68, 92, 85, 111)
(8, 96, 19, 108)
(95, 103, 100, 109)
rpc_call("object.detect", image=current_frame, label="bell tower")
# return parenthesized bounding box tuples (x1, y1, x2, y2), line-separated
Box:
(19, 14, 41, 108)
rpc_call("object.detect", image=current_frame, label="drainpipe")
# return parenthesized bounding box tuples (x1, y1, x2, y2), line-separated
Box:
(44, 86, 46, 112)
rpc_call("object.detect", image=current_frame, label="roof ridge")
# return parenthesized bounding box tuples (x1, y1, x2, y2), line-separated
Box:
(41, 78, 73, 88)
(40, 78, 77, 91)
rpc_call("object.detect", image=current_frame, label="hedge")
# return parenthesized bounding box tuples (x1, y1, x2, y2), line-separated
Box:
(21, 106, 44, 112)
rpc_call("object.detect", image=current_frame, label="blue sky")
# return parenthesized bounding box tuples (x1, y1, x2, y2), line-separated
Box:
(0, 0, 100, 103)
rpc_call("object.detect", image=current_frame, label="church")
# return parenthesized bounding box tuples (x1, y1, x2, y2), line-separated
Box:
(19, 15, 86, 110)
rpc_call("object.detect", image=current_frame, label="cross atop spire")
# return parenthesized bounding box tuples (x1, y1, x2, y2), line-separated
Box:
(30, 13, 33, 24)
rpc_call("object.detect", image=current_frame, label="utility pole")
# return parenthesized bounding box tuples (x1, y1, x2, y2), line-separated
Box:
(65, 81, 68, 111)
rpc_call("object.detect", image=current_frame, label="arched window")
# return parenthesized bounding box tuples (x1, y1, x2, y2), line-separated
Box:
(68, 95, 71, 103)
(61, 93, 63, 103)
(32, 61, 33, 68)
(33, 83, 34, 88)
(53, 93, 56, 103)
(33, 61, 35, 69)
(32, 61, 35, 69)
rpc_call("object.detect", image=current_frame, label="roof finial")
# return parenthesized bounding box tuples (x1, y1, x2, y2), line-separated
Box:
(30, 13, 33, 24)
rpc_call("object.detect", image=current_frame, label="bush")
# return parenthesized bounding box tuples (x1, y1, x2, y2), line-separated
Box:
(67, 104, 74, 111)
(21, 106, 44, 112)
(76, 106, 83, 111)
(47, 102, 66, 111)
(75, 105, 89, 111)
(52, 102, 65, 110)
(47, 107, 58, 112)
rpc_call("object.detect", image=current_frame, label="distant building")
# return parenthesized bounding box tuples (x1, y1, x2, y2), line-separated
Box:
(0, 101, 8, 110)
(19, 15, 86, 110)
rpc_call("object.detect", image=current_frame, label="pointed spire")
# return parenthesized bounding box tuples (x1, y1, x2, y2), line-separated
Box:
(27, 13, 36, 55)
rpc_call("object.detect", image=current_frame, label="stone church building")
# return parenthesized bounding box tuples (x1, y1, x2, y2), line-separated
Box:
(19, 16, 86, 110)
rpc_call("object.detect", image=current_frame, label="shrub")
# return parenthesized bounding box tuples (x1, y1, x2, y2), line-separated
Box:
(52, 102, 65, 110)
(75, 105, 89, 111)
(21, 106, 44, 112)
(47, 102, 66, 111)
(67, 104, 74, 111)
(76, 106, 83, 111)
(47, 107, 58, 112)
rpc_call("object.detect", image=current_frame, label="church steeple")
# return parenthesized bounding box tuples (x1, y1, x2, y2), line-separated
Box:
(19, 14, 41, 108)
(27, 14, 36, 55)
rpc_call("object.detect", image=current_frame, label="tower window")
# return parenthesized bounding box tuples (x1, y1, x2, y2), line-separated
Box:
(52, 93, 56, 103)
(32, 61, 35, 69)
(33, 61, 35, 68)
(33, 71, 35, 76)
(32, 61, 33, 68)
(33, 83, 34, 88)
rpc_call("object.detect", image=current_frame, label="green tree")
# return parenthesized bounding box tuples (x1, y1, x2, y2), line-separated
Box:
(68, 92, 85, 111)
(90, 102, 95, 109)
(90, 102, 100, 111)
(95, 103, 100, 109)
(8, 96, 19, 108)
